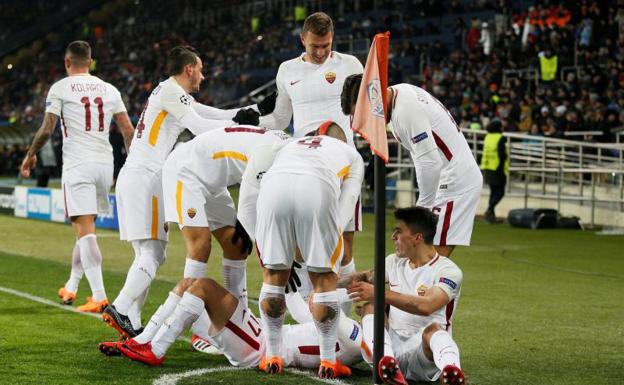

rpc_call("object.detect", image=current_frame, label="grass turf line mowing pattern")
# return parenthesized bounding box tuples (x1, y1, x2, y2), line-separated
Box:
(0, 213, 623, 384)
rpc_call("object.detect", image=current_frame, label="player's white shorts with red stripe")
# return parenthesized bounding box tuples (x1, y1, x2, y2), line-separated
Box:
(116, 166, 168, 241)
(62, 162, 112, 218)
(198, 300, 265, 368)
(162, 162, 236, 230)
(390, 328, 440, 382)
(432, 186, 481, 247)
(255, 173, 343, 273)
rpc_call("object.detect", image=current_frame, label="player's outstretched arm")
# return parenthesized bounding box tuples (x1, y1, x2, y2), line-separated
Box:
(193, 102, 257, 120)
(412, 149, 443, 209)
(338, 152, 365, 229)
(258, 76, 292, 130)
(113, 111, 135, 153)
(20, 112, 58, 178)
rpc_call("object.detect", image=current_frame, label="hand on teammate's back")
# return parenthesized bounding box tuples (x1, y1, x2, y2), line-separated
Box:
(232, 108, 260, 126)
(231, 220, 253, 255)
(285, 261, 302, 293)
(257, 91, 277, 116)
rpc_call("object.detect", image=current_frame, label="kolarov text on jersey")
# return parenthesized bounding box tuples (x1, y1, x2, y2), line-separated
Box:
(45, 74, 126, 170)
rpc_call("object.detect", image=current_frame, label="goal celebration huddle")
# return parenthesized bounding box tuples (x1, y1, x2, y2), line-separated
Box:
(21, 12, 482, 385)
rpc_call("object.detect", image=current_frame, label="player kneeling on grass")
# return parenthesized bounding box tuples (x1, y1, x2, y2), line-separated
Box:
(100, 277, 360, 377)
(347, 207, 466, 385)
(102, 124, 290, 339)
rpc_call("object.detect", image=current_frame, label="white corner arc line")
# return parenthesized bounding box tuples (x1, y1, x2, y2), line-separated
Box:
(153, 366, 350, 385)
(0, 285, 351, 385)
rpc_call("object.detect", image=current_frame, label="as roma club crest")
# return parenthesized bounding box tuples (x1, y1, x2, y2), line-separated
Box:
(417, 284, 428, 296)
(325, 71, 336, 84)
(187, 208, 197, 219)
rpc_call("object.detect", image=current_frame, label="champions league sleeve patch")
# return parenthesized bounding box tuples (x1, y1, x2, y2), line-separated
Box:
(179, 94, 192, 106)
(45, 101, 51, 107)
(439, 277, 457, 290)
(411, 132, 429, 144)
(349, 325, 360, 341)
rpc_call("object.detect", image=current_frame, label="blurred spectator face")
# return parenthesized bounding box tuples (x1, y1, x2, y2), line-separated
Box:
(301, 31, 333, 64)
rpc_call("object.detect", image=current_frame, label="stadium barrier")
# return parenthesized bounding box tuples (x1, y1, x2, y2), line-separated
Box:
(13, 186, 119, 230)
(0, 186, 15, 215)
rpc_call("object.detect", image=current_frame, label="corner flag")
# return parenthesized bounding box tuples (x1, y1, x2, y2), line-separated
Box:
(351, 31, 390, 162)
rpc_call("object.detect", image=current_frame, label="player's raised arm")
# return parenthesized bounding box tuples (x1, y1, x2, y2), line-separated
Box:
(20, 112, 58, 178)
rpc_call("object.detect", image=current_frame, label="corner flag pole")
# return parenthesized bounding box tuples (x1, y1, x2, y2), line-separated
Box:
(350, 31, 390, 384)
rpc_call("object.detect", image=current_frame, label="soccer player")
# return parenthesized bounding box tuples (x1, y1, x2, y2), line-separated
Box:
(258, 12, 364, 289)
(347, 207, 466, 385)
(100, 277, 360, 377)
(104, 45, 258, 335)
(240, 122, 364, 378)
(103, 124, 290, 339)
(20, 41, 134, 312)
(341, 74, 483, 257)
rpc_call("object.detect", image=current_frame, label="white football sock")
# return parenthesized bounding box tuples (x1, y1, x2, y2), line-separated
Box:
(430, 330, 461, 369)
(259, 283, 286, 357)
(222, 258, 247, 308)
(311, 291, 340, 362)
(78, 234, 106, 301)
(184, 258, 207, 279)
(127, 287, 149, 329)
(65, 241, 82, 293)
(190, 308, 213, 340)
(113, 254, 159, 314)
(361, 314, 394, 364)
(152, 292, 204, 358)
(134, 291, 180, 344)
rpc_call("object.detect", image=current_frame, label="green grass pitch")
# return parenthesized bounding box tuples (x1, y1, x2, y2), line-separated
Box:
(0, 212, 622, 385)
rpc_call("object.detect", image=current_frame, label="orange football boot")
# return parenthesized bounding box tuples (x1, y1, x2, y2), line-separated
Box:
(76, 296, 109, 313)
(57, 287, 76, 305)
(259, 356, 283, 374)
(318, 359, 352, 379)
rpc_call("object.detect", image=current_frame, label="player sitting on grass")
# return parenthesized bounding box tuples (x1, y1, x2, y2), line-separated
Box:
(99, 277, 360, 378)
(102, 124, 290, 340)
(346, 207, 467, 385)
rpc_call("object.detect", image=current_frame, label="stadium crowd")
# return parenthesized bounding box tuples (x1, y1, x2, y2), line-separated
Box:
(0, 0, 623, 177)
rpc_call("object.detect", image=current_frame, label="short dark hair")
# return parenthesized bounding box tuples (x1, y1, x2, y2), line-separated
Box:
(302, 12, 334, 36)
(394, 207, 438, 245)
(66, 41, 91, 67)
(341, 73, 362, 115)
(167, 45, 200, 76)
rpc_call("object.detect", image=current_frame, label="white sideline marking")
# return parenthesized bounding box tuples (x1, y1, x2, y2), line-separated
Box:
(153, 366, 350, 385)
(0, 285, 350, 384)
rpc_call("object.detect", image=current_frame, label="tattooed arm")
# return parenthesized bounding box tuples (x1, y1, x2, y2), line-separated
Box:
(20, 112, 59, 178)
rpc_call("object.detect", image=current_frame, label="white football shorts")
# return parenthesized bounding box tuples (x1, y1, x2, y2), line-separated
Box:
(162, 166, 236, 230)
(62, 162, 112, 217)
(116, 166, 168, 241)
(432, 185, 481, 247)
(255, 173, 343, 273)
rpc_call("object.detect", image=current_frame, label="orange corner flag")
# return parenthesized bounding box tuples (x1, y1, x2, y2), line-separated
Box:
(352, 31, 390, 163)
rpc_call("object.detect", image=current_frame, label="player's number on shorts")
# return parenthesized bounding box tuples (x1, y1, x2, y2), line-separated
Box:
(297, 136, 323, 149)
(80, 96, 105, 131)
(248, 313, 262, 337)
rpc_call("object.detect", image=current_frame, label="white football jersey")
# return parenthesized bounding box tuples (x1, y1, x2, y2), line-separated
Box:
(45, 74, 126, 170)
(385, 253, 462, 339)
(170, 126, 291, 192)
(260, 51, 363, 146)
(388, 84, 482, 194)
(267, 135, 363, 197)
(125, 77, 228, 172)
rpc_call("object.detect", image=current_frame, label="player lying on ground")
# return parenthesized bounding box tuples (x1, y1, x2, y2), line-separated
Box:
(346, 207, 466, 385)
(238, 122, 364, 378)
(103, 124, 290, 339)
(341, 75, 483, 258)
(21, 41, 135, 313)
(105, 45, 275, 334)
(99, 277, 361, 377)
